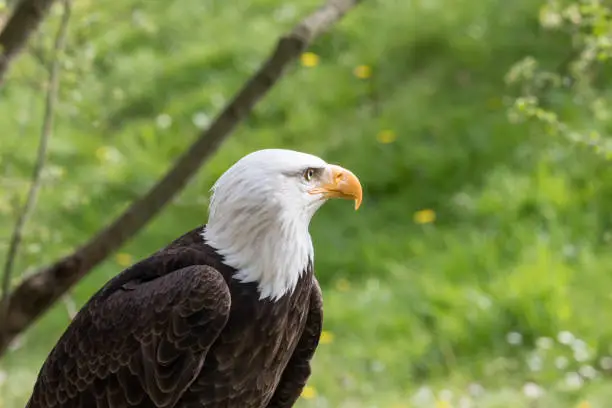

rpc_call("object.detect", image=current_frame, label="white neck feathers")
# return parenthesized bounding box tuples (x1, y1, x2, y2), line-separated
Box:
(202, 215, 313, 301)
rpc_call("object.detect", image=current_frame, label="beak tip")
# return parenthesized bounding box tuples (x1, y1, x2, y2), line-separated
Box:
(326, 164, 363, 211)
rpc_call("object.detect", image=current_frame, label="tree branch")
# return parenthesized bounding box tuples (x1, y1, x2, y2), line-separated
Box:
(1, 0, 71, 323)
(0, 0, 58, 85)
(0, 0, 363, 356)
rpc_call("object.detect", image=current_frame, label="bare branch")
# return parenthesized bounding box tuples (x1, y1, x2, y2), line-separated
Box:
(0, 0, 58, 85)
(1, 0, 71, 323)
(0, 0, 363, 356)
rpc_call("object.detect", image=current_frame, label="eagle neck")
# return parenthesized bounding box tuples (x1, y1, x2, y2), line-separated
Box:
(202, 212, 313, 302)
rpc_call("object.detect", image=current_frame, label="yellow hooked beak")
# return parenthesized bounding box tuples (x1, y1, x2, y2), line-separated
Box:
(308, 164, 363, 210)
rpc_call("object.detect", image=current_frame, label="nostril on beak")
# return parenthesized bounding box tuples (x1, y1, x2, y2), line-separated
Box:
(335, 172, 344, 183)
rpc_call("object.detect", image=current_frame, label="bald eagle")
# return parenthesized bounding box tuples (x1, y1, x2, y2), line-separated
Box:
(27, 149, 363, 408)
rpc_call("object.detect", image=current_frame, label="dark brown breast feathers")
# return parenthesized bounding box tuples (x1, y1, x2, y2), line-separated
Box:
(26, 225, 322, 408)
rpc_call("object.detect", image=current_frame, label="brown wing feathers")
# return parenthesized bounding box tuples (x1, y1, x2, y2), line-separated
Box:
(27, 262, 231, 408)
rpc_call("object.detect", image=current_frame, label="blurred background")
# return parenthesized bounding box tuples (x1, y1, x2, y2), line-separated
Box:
(1, 0, 612, 406)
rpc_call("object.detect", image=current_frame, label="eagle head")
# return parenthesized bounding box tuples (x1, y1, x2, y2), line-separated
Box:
(203, 149, 362, 301)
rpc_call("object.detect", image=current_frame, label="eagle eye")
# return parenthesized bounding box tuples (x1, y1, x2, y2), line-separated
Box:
(303, 168, 316, 181)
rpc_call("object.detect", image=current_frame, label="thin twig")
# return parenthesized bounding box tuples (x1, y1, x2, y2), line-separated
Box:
(0, 0, 363, 356)
(1, 0, 71, 320)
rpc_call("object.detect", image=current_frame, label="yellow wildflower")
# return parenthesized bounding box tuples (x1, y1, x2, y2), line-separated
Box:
(353, 64, 372, 79)
(301, 385, 317, 399)
(376, 129, 396, 144)
(95, 145, 123, 164)
(115, 253, 133, 267)
(319, 331, 334, 345)
(335, 278, 350, 292)
(95, 146, 110, 163)
(300, 52, 320, 68)
(435, 400, 452, 408)
(414, 209, 436, 224)
(577, 401, 591, 408)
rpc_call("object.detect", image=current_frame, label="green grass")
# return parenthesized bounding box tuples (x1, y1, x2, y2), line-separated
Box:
(1, 0, 612, 406)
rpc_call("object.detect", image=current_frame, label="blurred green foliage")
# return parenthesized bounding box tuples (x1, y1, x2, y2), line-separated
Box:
(1, 0, 612, 406)
(507, 0, 612, 155)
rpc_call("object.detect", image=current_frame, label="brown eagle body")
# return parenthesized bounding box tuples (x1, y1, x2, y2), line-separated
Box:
(27, 226, 322, 408)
